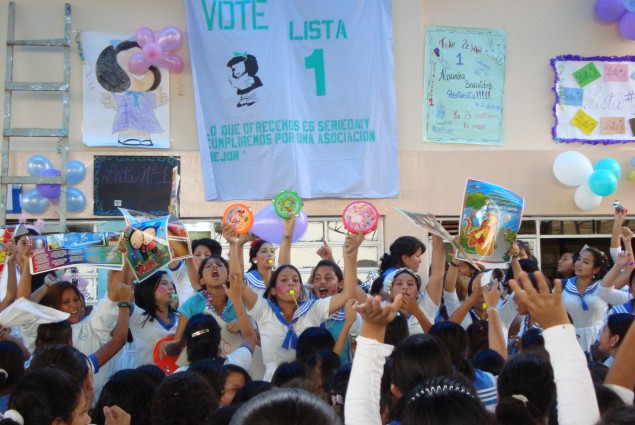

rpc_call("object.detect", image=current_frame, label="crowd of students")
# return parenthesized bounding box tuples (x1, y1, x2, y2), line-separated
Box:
(0, 211, 632, 425)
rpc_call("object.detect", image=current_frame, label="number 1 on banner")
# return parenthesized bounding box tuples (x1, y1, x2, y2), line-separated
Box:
(305, 49, 326, 96)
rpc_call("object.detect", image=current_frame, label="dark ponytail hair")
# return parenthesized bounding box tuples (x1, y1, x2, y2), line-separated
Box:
(0, 341, 24, 392)
(429, 321, 475, 381)
(248, 239, 270, 272)
(183, 313, 222, 364)
(379, 236, 426, 274)
(3, 368, 83, 425)
(495, 353, 556, 425)
(606, 313, 635, 347)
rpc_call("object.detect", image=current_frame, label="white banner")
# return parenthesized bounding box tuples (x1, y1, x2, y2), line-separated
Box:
(186, 0, 398, 200)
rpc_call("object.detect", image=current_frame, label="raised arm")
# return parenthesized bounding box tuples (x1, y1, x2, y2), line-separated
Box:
(93, 283, 131, 368)
(610, 208, 627, 262)
(449, 274, 483, 325)
(0, 244, 18, 311)
(600, 251, 631, 288)
(509, 243, 522, 280)
(329, 233, 364, 315)
(316, 237, 335, 262)
(277, 216, 295, 266)
(345, 294, 401, 425)
(333, 299, 357, 357)
(184, 257, 202, 292)
(223, 223, 258, 310)
(426, 234, 445, 305)
(482, 280, 507, 359)
(225, 273, 258, 351)
(510, 273, 599, 425)
(16, 244, 33, 300)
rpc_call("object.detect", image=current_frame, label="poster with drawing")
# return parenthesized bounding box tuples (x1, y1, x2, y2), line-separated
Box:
(81, 32, 170, 148)
(424, 26, 506, 145)
(457, 179, 524, 269)
(552, 55, 635, 144)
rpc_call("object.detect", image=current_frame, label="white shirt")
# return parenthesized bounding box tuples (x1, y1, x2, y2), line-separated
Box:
(543, 324, 600, 425)
(174, 345, 254, 373)
(247, 296, 331, 381)
(562, 279, 608, 352)
(167, 261, 196, 305)
(407, 293, 439, 334)
(129, 304, 178, 367)
(345, 336, 393, 425)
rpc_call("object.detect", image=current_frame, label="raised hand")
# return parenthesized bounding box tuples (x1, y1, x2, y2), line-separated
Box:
(508, 272, 568, 330)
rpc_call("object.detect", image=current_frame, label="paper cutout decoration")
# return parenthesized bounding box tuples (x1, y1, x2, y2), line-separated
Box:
(342, 201, 379, 234)
(571, 109, 599, 135)
(560, 87, 584, 106)
(605, 63, 629, 81)
(573, 62, 601, 87)
(273, 191, 303, 219)
(223, 204, 254, 235)
(601, 117, 625, 134)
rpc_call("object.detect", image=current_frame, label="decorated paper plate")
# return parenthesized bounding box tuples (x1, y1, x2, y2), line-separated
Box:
(223, 204, 254, 234)
(342, 201, 379, 234)
(153, 335, 180, 374)
(273, 191, 303, 219)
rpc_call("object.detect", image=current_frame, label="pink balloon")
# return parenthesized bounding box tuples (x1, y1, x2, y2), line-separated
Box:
(157, 54, 184, 73)
(157, 26, 183, 52)
(136, 27, 155, 48)
(619, 11, 635, 40)
(251, 204, 308, 244)
(129, 52, 151, 75)
(142, 42, 162, 62)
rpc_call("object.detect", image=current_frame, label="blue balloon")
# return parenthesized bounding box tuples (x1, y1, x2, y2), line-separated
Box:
(66, 187, 86, 212)
(21, 189, 49, 214)
(594, 158, 621, 179)
(67, 160, 86, 185)
(588, 170, 618, 197)
(631, 156, 635, 167)
(26, 155, 52, 177)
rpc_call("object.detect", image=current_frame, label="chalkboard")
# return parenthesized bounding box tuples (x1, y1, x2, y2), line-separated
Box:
(93, 156, 180, 216)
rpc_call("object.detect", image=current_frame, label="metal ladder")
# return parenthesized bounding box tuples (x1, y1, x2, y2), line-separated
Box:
(0, 2, 71, 232)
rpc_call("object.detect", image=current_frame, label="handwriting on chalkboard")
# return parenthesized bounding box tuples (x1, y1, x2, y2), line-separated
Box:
(93, 156, 180, 216)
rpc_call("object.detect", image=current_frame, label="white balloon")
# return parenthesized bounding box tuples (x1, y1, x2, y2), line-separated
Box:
(553, 151, 594, 186)
(574, 182, 602, 211)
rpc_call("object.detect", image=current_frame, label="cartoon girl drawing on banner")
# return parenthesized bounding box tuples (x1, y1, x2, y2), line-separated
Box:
(226, 53, 263, 107)
(96, 40, 168, 146)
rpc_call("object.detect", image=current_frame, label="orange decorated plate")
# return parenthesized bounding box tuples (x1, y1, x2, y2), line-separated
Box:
(342, 201, 379, 234)
(223, 204, 254, 235)
(153, 335, 180, 374)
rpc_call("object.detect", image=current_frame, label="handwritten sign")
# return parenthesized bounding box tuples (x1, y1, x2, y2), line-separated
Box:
(552, 55, 635, 144)
(560, 87, 583, 106)
(605, 63, 629, 82)
(573, 62, 601, 88)
(601, 117, 625, 134)
(424, 26, 506, 145)
(571, 109, 598, 135)
(93, 156, 180, 216)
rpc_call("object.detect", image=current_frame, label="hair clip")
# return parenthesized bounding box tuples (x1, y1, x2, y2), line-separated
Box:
(3, 409, 24, 424)
(0, 368, 7, 379)
(512, 394, 529, 407)
(191, 329, 210, 338)
(408, 383, 474, 405)
(331, 394, 344, 406)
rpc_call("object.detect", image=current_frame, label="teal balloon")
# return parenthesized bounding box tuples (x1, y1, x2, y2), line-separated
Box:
(26, 155, 52, 177)
(66, 160, 86, 184)
(21, 189, 49, 214)
(66, 188, 86, 212)
(594, 158, 621, 179)
(588, 170, 618, 196)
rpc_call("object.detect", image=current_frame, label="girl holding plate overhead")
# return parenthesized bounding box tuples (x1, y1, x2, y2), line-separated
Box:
(233, 228, 365, 382)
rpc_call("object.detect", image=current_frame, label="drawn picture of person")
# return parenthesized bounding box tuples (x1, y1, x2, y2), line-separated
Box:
(128, 228, 148, 261)
(226, 54, 262, 107)
(96, 40, 168, 146)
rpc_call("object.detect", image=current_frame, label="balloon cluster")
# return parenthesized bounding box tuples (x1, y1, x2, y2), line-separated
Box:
(594, 0, 635, 40)
(129, 26, 184, 75)
(22, 155, 87, 214)
(553, 151, 622, 211)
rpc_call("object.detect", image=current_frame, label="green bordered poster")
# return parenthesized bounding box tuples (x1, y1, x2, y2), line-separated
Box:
(424, 26, 506, 145)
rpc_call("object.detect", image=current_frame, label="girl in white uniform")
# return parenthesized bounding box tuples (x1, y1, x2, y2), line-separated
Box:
(239, 233, 365, 381)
